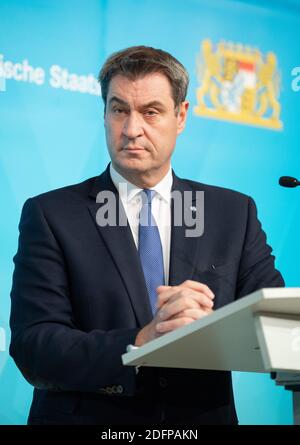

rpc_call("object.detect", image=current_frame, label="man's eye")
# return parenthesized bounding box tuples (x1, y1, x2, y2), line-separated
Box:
(144, 110, 157, 116)
(112, 108, 125, 114)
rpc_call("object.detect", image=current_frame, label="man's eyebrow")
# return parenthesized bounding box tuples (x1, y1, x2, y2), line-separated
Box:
(139, 101, 166, 109)
(108, 97, 167, 110)
(108, 96, 129, 107)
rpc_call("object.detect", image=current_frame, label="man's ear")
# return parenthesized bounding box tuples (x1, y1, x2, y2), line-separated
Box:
(176, 101, 189, 135)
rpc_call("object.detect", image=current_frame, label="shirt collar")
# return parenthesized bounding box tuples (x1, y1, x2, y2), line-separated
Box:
(109, 163, 173, 203)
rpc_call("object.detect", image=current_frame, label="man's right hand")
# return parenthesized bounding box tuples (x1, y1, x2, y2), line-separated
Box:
(134, 280, 215, 346)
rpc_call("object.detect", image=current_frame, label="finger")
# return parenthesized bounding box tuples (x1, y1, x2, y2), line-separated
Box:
(157, 285, 171, 293)
(186, 290, 214, 309)
(172, 307, 213, 319)
(156, 286, 181, 309)
(179, 280, 215, 300)
(156, 285, 214, 312)
(158, 297, 201, 321)
(171, 308, 213, 321)
(156, 316, 200, 333)
(156, 286, 171, 307)
(162, 288, 214, 311)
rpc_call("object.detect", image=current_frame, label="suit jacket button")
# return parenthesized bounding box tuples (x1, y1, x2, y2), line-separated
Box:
(159, 377, 168, 388)
(117, 385, 123, 394)
(106, 386, 113, 394)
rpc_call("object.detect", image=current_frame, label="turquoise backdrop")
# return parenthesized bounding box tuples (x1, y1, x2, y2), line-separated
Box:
(1, 0, 299, 424)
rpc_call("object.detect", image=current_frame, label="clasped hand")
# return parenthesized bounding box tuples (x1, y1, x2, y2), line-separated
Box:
(135, 280, 215, 346)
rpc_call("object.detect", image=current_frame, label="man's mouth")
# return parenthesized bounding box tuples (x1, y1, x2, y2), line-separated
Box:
(123, 146, 146, 152)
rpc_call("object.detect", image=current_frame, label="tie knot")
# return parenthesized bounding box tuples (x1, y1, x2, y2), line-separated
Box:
(141, 189, 155, 205)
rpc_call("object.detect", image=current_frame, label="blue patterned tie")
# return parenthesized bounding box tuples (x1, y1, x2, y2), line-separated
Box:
(138, 189, 165, 315)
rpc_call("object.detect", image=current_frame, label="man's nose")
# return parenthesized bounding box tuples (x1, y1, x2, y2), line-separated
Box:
(122, 112, 144, 139)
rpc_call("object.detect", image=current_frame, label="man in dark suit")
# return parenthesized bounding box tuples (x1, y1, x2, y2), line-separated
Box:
(10, 46, 284, 425)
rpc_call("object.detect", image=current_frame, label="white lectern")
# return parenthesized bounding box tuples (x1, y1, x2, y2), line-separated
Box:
(122, 288, 300, 424)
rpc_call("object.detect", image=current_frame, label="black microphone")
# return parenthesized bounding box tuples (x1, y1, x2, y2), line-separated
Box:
(279, 176, 300, 188)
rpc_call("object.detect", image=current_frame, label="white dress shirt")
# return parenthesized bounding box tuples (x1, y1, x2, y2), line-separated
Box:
(109, 164, 172, 285)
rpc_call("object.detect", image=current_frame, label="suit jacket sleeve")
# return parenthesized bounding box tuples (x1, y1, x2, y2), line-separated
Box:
(10, 197, 139, 394)
(236, 196, 284, 299)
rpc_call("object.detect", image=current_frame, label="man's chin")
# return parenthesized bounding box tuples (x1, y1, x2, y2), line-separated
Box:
(115, 157, 151, 173)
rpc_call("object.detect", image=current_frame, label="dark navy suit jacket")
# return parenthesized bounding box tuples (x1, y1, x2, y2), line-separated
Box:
(9, 165, 284, 425)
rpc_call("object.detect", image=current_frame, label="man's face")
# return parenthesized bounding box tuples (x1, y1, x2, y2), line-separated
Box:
(104, 73, 189, 182)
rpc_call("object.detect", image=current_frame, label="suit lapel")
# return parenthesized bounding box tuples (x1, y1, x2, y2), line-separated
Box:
(87, 167, 152, 327)
(87, 167, 206, 324)
(168, 173, 204, 286)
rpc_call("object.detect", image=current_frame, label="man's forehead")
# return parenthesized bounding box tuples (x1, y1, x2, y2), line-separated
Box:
(107, 73, 173, 102)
